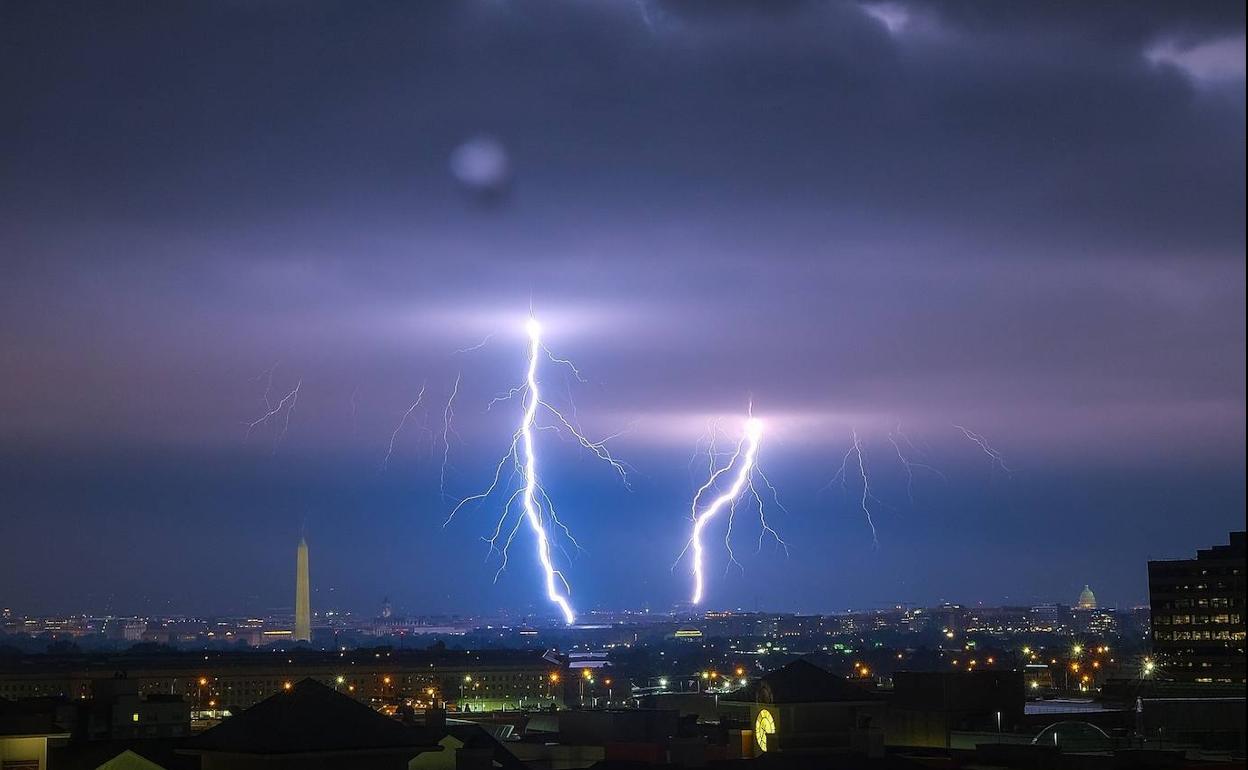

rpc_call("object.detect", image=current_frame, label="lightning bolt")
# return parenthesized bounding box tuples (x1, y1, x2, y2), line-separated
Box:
(445, 316, 629, 625)
(244, 377, 302, 451)
(439, 373, 461, 500)
(454, 334, 493, 355)
(953, 424, 1014, 476)
(382, 383, 427, 471)
(514, 318, 576, 623)
(255, 362, 280, 411)
(848, 429, 880, 547)
(679, 414, 786, 605)
(823, 429, 881, 547)
(886, 422, 947, 503)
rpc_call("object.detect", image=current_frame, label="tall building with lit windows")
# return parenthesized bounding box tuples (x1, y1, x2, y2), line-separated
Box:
(294, 535, 311, 643)
(1148, 531, 1245, 683)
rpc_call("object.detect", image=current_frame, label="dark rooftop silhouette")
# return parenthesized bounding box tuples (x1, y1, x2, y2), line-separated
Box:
(726, 659, 881, 705)
(183, 677, 440, 756)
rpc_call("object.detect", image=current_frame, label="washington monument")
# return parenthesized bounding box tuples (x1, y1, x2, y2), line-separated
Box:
(294, 534, 311, 642)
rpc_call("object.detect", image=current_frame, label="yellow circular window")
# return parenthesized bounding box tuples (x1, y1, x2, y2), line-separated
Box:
(755, 708, 776, 752)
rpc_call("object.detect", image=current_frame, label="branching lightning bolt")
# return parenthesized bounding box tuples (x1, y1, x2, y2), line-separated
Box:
(244, 376, 302, 451)
(953, 424, 1014, 476)
(382, 382, 427, 471)
(438, 373, 461, 500)
(823, 429, 881, 547)
(679, 415, 787, 605)
(849, 429, 880, 546)
(444, 317, 629, 625)
(514, 319, 576, 623)
(886, 422, 947, 503)
(255, 362, 280, 411)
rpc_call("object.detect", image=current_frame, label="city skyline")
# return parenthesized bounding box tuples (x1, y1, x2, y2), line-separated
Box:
(1, 1, 1244, 618)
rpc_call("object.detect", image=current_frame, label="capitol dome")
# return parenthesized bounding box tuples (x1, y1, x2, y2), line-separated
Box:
(1076, 585, 1097, 610)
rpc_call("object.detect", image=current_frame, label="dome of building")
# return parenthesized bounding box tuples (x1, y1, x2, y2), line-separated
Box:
(1076, 585, 1097, 610)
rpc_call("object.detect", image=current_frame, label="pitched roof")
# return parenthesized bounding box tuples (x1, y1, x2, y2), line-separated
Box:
(443, 724, 527, 770)
(183, 678, 440, 756)
(727, 660, 880, 705)
(50, 740, 199, 770)
(97, 750, 171, 770)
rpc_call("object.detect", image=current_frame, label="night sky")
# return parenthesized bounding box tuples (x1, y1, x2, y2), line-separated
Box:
(1, 1, 1244, 619)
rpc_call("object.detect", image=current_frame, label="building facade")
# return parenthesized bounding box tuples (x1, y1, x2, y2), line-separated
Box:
(0, 649, 565, 713)
(1148, 531, 1246, 683)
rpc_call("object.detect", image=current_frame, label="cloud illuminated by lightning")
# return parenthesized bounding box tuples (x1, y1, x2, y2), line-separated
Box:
(678, 414, 787, 605)
(444, 316, 630, 624)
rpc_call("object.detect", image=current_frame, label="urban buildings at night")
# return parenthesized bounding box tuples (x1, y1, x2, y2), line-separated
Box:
(1, 0, 1243, 767)
(1148, 531, 1246, 684)
(2, 535, 1245, 768)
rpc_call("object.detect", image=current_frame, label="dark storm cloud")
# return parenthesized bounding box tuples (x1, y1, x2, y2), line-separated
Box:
(0, 1, 1242, 614)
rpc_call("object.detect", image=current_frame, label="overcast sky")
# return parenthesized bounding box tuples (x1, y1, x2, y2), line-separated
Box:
(1, 1, 1243, 619)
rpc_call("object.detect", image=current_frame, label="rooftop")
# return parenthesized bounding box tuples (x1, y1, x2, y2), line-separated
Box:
(182, 678, 440, 756)
(723, 660, 880, 705)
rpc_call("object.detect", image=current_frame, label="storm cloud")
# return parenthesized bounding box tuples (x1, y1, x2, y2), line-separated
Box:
(1, 1, 1243, 616)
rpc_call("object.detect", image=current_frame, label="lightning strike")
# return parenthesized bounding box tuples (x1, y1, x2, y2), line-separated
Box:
(823, 430, 881, 546)
(953, 424, 1014, 476)
(254, 362, 280, 411)
(680, 415, 786, 605)
(445, 316, 629, 625)
(515, 317, 573, 623)
(454, 334, 493, 354)
(244, 377, 302, 451)
(439, 373, 462, 499)
(382, 383, 427, 471)
(849, 429, 880, 546)
(886, 422, 947, 503)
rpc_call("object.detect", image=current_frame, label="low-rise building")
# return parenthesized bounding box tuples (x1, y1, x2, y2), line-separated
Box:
(717, 659, 885, 758)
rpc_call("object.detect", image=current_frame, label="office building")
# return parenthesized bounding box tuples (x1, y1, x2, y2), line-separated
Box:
(1148, 531, 1245, 683)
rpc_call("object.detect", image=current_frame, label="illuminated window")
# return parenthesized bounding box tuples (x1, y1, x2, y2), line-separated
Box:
(754, 709, 776, 752)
